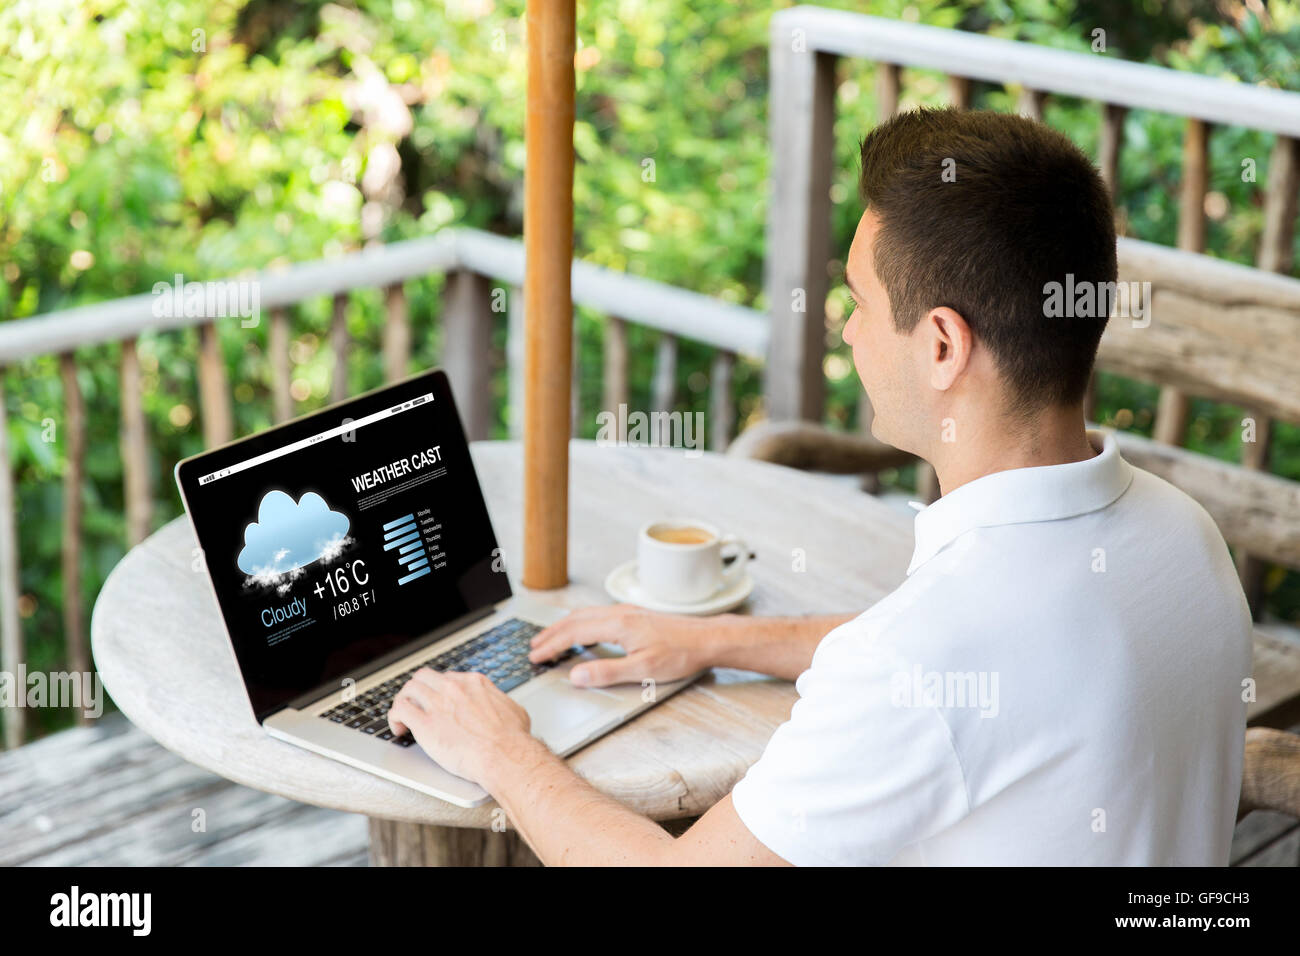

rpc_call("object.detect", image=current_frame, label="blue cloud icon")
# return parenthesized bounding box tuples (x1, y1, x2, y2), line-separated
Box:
(237, 490, 351, 576)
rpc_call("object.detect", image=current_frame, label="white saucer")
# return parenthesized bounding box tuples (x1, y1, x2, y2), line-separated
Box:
(603, 559, 754, 615)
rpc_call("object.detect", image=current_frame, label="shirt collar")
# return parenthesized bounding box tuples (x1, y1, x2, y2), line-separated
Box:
(907, 428, 1133, 576)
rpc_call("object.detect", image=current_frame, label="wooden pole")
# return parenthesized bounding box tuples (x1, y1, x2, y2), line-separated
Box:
(522, 0, 576, 589)
(1153, 118, 1211, 446)
(0, 366, 24, 748)
(60, 353, 88, 686)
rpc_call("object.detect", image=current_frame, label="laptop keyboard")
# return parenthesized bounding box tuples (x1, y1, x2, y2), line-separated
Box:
(319, 618, 576, 747)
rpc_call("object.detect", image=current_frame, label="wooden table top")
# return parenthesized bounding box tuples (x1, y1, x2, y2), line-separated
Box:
(90, 439, 915, 827)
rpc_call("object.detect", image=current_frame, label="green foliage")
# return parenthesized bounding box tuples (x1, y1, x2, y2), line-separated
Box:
(3, 0, 1300, 743)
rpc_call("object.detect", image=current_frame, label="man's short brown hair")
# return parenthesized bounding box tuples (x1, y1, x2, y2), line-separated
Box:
(858, 108, 1117, 414)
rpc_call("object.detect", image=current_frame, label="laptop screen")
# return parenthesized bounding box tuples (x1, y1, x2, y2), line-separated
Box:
(175, 369, 511, 722)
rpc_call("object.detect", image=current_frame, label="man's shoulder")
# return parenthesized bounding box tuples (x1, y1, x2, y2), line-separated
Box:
(1121, 461, 1252, 628)
(818, 554, 995, 660)
(825, 467, 1231, 657)
(1123, 461, 1214, 517)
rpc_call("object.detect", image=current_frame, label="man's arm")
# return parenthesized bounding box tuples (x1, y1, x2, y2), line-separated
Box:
(385, 606, 859, 865)
(480, 730, 787, 865)
(388, 669, 790, 865)
(528, 605, 855, 684)
(709, 612, 856, 680)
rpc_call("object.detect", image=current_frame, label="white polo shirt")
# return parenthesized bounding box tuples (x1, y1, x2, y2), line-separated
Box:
(731, 429, 1253, 865)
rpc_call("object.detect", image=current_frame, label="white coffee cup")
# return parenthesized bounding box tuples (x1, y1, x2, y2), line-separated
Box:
(636, 518, 748, 605)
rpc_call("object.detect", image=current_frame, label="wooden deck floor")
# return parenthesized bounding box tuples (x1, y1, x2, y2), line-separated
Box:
(0, 714, 368, 866)
(1, 713, 1296, 866)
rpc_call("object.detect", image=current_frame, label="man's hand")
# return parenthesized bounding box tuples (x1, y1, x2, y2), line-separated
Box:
(387, 669, 546, 788)
(528, 604, 718, 688)
(531, 605, 857, 684)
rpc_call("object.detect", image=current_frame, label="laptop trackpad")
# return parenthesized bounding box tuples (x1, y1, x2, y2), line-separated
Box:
(522, 682, 619, 746)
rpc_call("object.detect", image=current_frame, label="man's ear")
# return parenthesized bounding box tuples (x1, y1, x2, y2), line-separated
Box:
(924, 307, 974, 391)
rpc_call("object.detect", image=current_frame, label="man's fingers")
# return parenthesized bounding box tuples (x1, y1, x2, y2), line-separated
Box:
(397, 674, 440, 712)
(529, 604, 647, 660)
(528, 604, 611, 642)
(528, 609, 596, 647)
(388, 696, 423, 737)
(569, 652, 651, 688)
(410, 666, 446, 690)
(529, 616, 613, 662)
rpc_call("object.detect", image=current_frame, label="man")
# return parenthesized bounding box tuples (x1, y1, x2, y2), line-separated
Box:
(388, 108, 1253, 865)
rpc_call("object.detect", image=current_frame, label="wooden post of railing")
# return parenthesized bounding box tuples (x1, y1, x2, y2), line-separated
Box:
(59, 354, 89, 699)
(765, 30, 836, 421)
(1017, 87, 1046, 121)
(947, 74, 971, 109)
(443, 270, 493, 441)
(383, 284, 410, 383)
(652, 334, 678, 413)
(875, 62, 900, 119)
(1098, 104, 1127, 206)
(330, 293, 349, 404)
(710, 350, 735, 452)
(197, 322, 233, 447)
(508, 287, 526, 440)
(1153, 118, 1210, 445)
(120, 338, 152, 546)
(1259, 136, 1299, 273)
(603, 316, 629, 420)
(0, 370, 24, 748)
(522, 0, 575, 590)
(269, 307, 293, 423)
(1177, 119, 1212, 253)
(570, 318, 581, 438)
(1237, 134, 1300, 614)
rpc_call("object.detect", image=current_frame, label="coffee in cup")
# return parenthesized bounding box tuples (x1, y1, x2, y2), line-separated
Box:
(648, 525, 714, 546)
(636, 518, 748, 605)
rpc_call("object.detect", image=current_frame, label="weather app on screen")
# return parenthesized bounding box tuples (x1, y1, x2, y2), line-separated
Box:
(178, 373, 509, 721)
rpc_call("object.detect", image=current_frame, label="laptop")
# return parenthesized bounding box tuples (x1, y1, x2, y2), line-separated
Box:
(175, 368, 699, 807)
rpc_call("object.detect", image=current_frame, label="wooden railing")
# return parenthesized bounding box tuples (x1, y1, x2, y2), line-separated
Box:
(764, 6, 1300, 601)
(0, 227, 767, 748)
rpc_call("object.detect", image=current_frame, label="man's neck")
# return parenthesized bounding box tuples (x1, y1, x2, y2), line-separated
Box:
(928, 405, 1096, 498)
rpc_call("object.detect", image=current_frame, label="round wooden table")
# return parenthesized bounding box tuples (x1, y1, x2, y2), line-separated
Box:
(91, 440, 914, 865)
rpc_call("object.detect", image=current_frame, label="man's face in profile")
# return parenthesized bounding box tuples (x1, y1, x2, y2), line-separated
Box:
(842, 209, 921, 453)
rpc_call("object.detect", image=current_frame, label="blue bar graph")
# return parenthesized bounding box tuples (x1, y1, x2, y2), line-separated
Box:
(386, 511, 431, 586)
(383, 531, 420, 550)
(383, 521, 418, 541)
